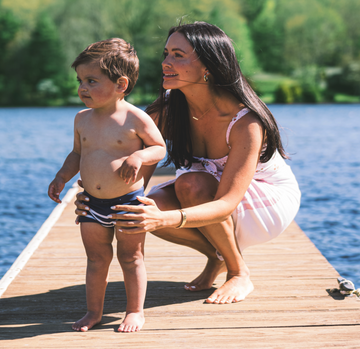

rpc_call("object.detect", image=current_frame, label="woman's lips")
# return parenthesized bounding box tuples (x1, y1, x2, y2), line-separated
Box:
(163, 73, 178, 80)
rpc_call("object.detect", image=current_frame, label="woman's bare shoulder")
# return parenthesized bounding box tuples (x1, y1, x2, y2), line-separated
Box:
(235, 106, 262, 126)
(229, 108, 264, 144)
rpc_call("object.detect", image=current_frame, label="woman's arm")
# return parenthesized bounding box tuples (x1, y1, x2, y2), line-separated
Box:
(111, 112, 264, 233)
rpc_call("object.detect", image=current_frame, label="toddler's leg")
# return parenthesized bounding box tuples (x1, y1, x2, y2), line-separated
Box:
(116, 230, 147, 332)
(72, 222, 114, 332)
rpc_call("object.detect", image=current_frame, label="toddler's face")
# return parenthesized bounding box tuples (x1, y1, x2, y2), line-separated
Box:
(76, 62, 119, 109)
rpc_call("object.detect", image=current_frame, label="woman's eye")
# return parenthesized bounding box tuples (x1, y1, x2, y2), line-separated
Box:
(175, 53, 183, 58)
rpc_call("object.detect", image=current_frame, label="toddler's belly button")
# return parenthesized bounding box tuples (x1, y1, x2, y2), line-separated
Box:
(96, 185, 101, 190)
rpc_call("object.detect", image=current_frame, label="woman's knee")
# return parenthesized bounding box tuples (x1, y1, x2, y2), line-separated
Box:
(147, 185, 180, 211)
(175, 173, 218, 206)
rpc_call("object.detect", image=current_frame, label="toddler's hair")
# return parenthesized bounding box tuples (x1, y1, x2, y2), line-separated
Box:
(72, 38, 139, 95)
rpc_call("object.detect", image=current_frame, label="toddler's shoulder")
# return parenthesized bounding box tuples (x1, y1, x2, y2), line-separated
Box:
(125, 102, 152, 121)
(75, 108, 91, 119)
(74, 109, 92, 130)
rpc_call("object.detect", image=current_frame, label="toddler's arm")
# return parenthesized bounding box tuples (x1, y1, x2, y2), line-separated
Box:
(48, 151, 80, 203)
(119, 111, 166, 184)
(48, 114, 82, 203)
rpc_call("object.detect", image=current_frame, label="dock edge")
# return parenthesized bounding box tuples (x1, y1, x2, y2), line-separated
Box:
(0, 182, 79, 297)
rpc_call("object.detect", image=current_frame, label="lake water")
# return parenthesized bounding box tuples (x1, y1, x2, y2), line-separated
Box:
(0, 105, 359, 287)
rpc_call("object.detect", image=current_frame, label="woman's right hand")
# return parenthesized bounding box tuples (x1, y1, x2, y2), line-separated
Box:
(74, 179, 90, 224)
(110, 196, 173, 234)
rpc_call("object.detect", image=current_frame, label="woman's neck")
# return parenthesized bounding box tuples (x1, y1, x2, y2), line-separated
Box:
(186, 90, 214, 117)
(184, 87, 242, 118)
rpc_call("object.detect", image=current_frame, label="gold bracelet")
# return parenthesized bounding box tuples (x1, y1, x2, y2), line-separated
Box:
(176, 209, 187, 229)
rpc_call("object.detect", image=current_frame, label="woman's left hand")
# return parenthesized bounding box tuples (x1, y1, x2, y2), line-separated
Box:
(110, 196, 165, 234)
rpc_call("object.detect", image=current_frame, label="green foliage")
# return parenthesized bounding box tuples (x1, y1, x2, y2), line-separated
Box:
(51, 0, 112, 67)
(319, 0, 360, 60)
(326, 62, 360, 97)
(283, 1, 346, 70)
(275, 81, 302, 104)
(239, 0, 267, 22)
(206, 4, 259, 75)
(333, 94, 360, 103)
(301, 84, 323, 103)
(0, 7, 20, 51)
(274, 80, 323, 104)
(1, 0, 359, 105)
(249, 0, 285, 72)
(24, 13, 64, 84)
(250, 73, 292, 95)
(243, 0, 351, 74)
(273, 65, 325, 104)
(1, 0, 261, 105)
(19, 12, 67, 105)
(0, 7, 21, 96)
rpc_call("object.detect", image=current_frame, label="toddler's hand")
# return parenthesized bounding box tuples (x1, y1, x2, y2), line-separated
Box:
(48, 176, 65, 203)
(118, 155, 142, 184)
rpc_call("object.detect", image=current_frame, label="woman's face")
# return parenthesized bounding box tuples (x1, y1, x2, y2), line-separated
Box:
(162, 32, 207, 92)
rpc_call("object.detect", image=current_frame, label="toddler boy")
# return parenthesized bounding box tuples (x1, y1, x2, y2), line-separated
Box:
(48, 38, 166, 332)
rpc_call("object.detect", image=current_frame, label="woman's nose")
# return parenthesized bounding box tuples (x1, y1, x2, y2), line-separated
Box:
(162, 56, 171, 68)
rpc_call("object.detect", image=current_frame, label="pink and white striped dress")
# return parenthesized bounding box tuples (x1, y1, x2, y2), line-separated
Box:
(149, 108, 301, 251)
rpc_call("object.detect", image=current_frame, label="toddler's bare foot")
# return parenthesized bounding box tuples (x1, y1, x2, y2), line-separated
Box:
(72, 311, 102, 332)
(184, 257, 226, 291)
(205, 273, 254, 304)
(118, 312, 145, 332)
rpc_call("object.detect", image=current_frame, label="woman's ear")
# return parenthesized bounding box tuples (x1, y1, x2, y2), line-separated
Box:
(116, 77, 129, 94)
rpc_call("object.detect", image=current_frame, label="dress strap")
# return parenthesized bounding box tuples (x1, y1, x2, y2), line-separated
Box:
(226, 108, 251, 148)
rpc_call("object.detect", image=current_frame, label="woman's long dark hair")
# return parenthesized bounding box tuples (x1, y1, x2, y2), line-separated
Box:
(146, 21, 287, 169)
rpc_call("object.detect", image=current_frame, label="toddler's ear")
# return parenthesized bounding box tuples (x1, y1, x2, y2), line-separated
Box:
(116, 77, 129, 94)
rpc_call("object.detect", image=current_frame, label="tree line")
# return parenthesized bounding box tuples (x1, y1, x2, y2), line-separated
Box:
(0, 0, 359, 106)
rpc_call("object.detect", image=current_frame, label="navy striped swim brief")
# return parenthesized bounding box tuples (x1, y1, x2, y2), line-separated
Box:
(78, 187, 144, 228)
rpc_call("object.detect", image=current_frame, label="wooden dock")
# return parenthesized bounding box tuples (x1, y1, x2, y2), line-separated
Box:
(1, 175, 360, 348)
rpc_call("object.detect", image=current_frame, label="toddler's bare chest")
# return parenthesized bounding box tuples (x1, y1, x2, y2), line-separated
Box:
(80, 125, 140, 149)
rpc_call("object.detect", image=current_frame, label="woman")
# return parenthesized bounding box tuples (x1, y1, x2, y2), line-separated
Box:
(75, 22, 301, 304)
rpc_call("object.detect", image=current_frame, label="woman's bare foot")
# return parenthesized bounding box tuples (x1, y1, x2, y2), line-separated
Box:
(118, 312, 145, 332)
(184, 257, 227, 291)
(205, 272, 254, 304)
(72, 311, 102, 332)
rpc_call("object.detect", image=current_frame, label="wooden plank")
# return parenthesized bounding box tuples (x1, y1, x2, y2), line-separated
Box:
(1, 174, 360, 348)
